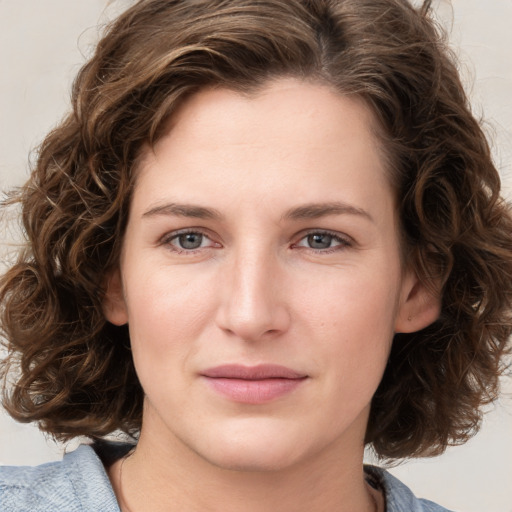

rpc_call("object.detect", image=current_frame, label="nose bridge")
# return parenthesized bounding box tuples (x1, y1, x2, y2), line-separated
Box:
(217, 241, 289, 340)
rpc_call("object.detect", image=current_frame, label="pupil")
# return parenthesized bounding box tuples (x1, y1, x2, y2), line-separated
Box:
(308, 234, 332, 249)
(179, 233, 202, 249)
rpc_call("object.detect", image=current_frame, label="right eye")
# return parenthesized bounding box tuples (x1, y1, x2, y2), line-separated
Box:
(162, 230, 219, 253)
(173, 232, 206, 250)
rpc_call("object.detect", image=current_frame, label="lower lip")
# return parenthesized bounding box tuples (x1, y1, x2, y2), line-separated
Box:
(202, 377, 307, 404)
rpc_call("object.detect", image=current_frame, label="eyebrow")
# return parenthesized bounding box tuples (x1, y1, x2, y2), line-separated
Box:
(142, 201, 373, 223)
(142, 203, 223, 220)
(282, 202, 374, 223)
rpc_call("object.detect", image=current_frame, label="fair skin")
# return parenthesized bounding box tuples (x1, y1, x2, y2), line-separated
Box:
(104, 78, 439, 512)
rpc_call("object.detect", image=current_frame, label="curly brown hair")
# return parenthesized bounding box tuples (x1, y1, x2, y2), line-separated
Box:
(1, 0, 511, 460)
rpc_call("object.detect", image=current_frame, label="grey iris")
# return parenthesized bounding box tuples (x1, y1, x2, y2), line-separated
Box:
(179, 233, 203, 249)
(308, 234, 332, 249)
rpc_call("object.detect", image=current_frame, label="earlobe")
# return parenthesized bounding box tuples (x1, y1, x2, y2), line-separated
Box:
(102, 268, 129, 326)
(395, 273, 441, 333)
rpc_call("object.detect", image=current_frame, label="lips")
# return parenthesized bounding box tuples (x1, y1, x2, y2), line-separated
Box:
(201, 364, 307, 380)
(200, 364, 308, 403)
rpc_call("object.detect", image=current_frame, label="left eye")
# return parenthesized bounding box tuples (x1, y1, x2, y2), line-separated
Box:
(296, 232, 348, 250)
(168, 232, 213, 250)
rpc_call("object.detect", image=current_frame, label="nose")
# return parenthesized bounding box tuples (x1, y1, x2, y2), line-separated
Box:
(215, 249, 291, 341)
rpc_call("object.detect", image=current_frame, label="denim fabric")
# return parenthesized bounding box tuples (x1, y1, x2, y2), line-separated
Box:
(365, 465, 455, 512)
(0, 445, 120, 512)
(1, 443, 454, 511)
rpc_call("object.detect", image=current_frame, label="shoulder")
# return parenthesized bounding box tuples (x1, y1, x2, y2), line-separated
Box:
(0, 444, 120, 512)
(365, 465, 455, 512)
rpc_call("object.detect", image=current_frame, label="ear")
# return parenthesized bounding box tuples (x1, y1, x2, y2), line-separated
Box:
(102, 268, 129, 326)
(394, 271, 441, 333)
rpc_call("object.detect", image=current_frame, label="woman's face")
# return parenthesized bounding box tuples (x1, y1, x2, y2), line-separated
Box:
(105, 78, 436, 472)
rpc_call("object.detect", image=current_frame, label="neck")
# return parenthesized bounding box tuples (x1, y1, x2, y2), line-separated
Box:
(109, 424, 378, 512)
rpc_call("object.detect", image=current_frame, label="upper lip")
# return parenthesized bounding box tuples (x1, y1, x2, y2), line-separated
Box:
(201, 364, 307, 380)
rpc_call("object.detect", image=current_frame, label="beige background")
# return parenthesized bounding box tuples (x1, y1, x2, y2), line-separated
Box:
(0, 1, 511, 511)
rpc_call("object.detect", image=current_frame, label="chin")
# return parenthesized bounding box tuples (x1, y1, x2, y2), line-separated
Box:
(201, 445, 302, 473)
(189, 419, 311, 473)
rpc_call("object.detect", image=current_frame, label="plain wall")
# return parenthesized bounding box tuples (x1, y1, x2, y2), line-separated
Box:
(1, 1, 511, 511)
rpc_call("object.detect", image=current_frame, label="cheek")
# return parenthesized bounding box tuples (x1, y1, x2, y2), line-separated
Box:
(297, 260, 400, 326)
(122, 264, 218, 364)
(295, 265, 399, 372)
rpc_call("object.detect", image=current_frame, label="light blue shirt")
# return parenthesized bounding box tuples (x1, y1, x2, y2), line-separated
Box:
(0, 443, 453, 511)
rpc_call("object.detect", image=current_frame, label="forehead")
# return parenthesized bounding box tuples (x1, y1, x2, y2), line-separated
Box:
(158, 79, 381, 154)
(133, 78, 393, 218)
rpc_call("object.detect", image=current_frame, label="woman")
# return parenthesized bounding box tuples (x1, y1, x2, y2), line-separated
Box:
(1, 0, 511, 511)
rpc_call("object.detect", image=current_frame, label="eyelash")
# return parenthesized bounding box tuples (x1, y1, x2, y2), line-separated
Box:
(160, 229, 353, 255)
(160, 229, 219, 255)
(293, 230, 353, 254)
